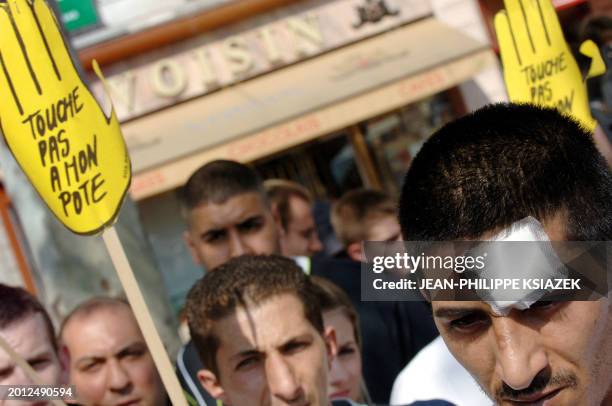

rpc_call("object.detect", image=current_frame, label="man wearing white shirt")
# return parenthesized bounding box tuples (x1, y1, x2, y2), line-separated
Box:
(390, 337, 490, 406)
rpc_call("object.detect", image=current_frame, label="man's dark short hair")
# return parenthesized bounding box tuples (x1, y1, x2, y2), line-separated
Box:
(331, 188, 396, 245)
(399, 103, 612, 240)
(0, 284, 57, 351)
(580, 15, 612, 48)
(185, 255, 324, 376)
(180, 160, 267, 214)
(311, 276, 361, 348)
(264, 179, 313, 231)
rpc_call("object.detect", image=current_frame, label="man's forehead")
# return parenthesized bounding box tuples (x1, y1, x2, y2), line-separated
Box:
(432, 300, 488, 316)
(288, 198, 316, 226)
(477, 213, 567, 241)
(214, 294, 312, 353)
(367, 214, 400, 239)
(65, 306, 143, 351)
(0, 314, 55, 355)
(288, 194, 311, 213)
(189, 193, 269, 222)
(426, 215, 571, 315)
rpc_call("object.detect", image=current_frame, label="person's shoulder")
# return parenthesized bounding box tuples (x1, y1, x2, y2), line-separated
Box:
(381, 401, 457, 406)
(400, 336, 449, 373)
(177, 340, 203, 369)
(309, 256, 362, 300)
(331, 401, 456, 406)
(311, 255, 361, 273)
(309, 256, 361, 283)
(331, 400, 363, 406)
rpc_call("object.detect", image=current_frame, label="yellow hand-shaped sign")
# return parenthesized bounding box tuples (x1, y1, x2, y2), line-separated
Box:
(494, 0, 605, 131)
(0, 0, 130, 235)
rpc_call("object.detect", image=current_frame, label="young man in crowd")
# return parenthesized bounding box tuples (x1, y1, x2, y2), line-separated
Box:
(178, 160, 437, 403)
(186, 255, 334, 406)
(331, 188, 401, 261)
(185, 254, 451, 406)
(179, 160, 285, 405)
(60, 297, 167, 406)
(182, 160, 281, 272)
(398, 103, 612, 405)
(264, 179, 323, 257)
(0, 284, 68, 406)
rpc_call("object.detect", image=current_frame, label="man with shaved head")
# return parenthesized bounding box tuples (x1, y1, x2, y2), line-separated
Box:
(398, 103, 612, 405)
(61, 297, 167, 406)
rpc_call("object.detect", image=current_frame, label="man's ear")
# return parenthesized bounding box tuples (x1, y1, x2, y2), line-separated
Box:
(183, 230, 202, 266)
(197, 369, 229, 404)
(346, 242, 364, 262)
(269, 203, 285, 235)
(323, 325, 337, 370)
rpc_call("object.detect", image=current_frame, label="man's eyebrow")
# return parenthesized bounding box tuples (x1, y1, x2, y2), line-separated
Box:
(229, 348, 261, 362)
(228, 334, 312, 361)
(434, 307, 484, 318)
(385, 232, 401, 242)
(238, 215, 263, 224)
(200, 228, 225, 239)
(75, 355, 104, 367)
(284, 329, 317, 344)
(0, 365, 13, 376)
(26, 350, 52, 362)
(278, 333, 312, 351)
(116, 341, 146, 356)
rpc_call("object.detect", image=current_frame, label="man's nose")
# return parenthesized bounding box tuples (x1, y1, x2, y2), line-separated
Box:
(228, 230, 251, 258)
(492, 316, 549, 390)
(329, 356, 349, 387)
(107, 359, 132, 394)
(266, 354, 303, 402)
(308, 233, 323, 254)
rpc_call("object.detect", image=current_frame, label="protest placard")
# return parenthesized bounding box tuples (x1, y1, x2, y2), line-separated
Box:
(494, 0, 605, 131)
(0, 1, 187, 404)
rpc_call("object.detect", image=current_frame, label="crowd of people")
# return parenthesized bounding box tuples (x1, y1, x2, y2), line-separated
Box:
(1, 102, 611, 406)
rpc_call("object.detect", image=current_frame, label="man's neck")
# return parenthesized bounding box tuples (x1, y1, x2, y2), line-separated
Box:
(603, 388, 612, 406)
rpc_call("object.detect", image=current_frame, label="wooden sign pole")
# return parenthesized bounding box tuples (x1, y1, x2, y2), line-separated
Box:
(102, 226, 188, 406)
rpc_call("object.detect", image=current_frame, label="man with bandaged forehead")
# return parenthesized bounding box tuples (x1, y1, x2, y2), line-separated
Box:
(398, 103, 612, 406)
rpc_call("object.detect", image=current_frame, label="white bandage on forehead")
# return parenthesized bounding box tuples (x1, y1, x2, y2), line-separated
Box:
(473, 217, 567, 316)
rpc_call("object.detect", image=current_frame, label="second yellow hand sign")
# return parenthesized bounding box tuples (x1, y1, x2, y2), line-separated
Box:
(494, 0, 605, 131)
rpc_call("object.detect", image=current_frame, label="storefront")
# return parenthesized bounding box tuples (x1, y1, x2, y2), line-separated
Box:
(107, 1, 497, 200)
(79, 0, 504, 308)
(0, 0, 600, 326)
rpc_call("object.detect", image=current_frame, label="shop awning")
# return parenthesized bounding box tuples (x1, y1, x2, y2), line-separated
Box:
(126, 17, 497, 200)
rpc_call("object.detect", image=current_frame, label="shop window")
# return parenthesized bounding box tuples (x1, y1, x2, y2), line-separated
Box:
(364, 92, 458, 195)
(254, 132, 363, 200)
(253, 91, 462, 200)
